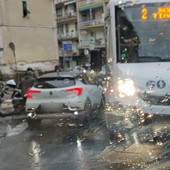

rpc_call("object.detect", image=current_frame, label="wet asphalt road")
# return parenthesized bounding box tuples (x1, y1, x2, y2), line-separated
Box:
(0, 114, 170, 170)
(0, 117, 113, 170)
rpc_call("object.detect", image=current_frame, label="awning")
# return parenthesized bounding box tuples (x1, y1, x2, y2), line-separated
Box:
(64, 0, 75, 5)
(78, 3, 103, 12)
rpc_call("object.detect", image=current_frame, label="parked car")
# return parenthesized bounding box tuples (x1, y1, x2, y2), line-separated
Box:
(25, 71, 105, 127)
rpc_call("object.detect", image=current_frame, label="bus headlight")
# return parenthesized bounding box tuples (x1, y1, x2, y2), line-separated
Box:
(118, 79, 136, 97)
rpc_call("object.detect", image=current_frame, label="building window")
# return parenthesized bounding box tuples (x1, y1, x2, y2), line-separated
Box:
(65, 24, 69, 33)
(58, 25, 64, 34)
(75, 22, 77, 31)
(56, 8, 62, 17)
(22, 0, 30, 18)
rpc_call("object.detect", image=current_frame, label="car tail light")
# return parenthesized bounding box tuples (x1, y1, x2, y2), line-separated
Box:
(64, 88, 83, 96)
(26, 89, 41, 98)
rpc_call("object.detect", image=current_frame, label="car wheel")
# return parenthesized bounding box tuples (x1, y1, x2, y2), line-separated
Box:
(27, 119, 41, 129)
(83, 98, 92, 127)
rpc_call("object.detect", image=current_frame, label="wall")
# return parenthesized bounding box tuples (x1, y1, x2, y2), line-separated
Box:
(0, 0, 59, 73)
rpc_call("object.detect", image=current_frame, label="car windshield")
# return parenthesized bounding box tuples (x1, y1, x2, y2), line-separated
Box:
(34, 77, 75, 88)
(0, 1, 170, 170)
(116, 2, 170, 63)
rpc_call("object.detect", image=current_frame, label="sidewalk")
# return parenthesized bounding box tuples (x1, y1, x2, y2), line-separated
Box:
(0, 99, 13, 137)
(0, 99, 19, 137)
(0, 118, 9, 137)
(0, 115, 26, 138)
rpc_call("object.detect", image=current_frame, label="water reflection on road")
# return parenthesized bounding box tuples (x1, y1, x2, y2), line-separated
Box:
(26, 115, 170, 170)
(0, 114, 170, 170)
(101, 115, 170, 170)
(26, 118, 112, 170)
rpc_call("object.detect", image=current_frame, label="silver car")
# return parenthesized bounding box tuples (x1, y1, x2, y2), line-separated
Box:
(25, 71, 105, 127)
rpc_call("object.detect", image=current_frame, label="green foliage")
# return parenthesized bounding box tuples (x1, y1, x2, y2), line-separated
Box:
(0, 70, 10, 81)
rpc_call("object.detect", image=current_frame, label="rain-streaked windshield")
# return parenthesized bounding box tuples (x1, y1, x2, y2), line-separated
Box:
(116, 2, 170, 63)
(1, 1, 170, 170)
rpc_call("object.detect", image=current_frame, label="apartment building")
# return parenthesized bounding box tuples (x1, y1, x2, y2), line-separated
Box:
(55, 0, 108, 71)
(55, 0, 79, 69)
(0, 0, 59, 74)
(77, 0, 106, 71)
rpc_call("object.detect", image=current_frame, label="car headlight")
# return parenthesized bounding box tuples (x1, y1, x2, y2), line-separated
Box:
(118, 79, 136, 97)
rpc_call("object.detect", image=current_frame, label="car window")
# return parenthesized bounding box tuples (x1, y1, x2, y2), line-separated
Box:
(76, 74, 91, 85)
(34, 77, 75, 88)
(77, 76, 87, 84)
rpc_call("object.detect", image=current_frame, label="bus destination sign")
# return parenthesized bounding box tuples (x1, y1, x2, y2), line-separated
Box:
(142, 7, 170, 20)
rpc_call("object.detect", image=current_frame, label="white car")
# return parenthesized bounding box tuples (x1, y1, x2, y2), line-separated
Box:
(25, 71, 105, 127)
(66, 66, 87, 73)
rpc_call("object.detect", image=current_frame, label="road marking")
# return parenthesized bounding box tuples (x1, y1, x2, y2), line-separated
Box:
(6, 122, 28, 137)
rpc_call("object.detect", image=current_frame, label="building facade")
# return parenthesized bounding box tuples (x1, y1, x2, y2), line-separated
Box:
(0, 0, 59, 74)
(55, 0, 108, 71)
(55, 0, 79, 69)
(77, 0, 106, 71)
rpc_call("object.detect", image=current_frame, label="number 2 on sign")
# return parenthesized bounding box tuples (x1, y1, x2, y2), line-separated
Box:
(142, 8, 148, 20)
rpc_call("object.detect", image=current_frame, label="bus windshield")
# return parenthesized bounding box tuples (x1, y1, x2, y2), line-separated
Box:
(116, 2, 170, 63)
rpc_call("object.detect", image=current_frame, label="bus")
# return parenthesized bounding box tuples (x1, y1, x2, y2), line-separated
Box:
(104, 0, 170, 138)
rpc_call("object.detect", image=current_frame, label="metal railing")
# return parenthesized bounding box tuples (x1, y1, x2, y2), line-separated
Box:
(79, 18, 104, 27)
(57, 32, 78, 40)
(78, 39, 105, 48)
(55, 0, 70, 4)
(77, 0, 103, 7)
(56, 12, 77, 22)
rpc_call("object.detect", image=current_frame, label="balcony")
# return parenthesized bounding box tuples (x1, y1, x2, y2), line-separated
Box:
(79, 18, 104, 29)
(55, 0, 67, 8)
(77, 0, 103, 8)
(57, 32, 78, 41)
(55, 0, 75, 4)
(55, 0, 67, 3)
(55, 0, 76, 8)
(56, 12, 77, 23)
(78, 39, 105, 49)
